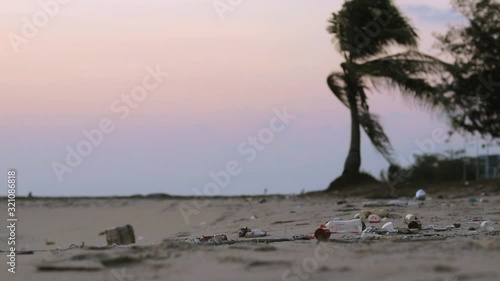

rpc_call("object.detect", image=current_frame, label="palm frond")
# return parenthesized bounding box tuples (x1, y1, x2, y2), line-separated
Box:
(359, 109, 395, 164)
(327, 0, 418, 60)
(354, 51, 451, 110)
(326, 72, 349, 106)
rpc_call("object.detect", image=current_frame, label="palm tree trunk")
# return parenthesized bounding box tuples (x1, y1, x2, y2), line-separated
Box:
(342, 88, 361, 178)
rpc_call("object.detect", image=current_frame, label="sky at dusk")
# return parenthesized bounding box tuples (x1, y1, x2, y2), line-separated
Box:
(1, 0, 497, 196)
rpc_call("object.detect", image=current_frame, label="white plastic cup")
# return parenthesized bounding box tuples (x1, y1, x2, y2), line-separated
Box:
(480, 221, 494, 233)
(382, 222, 397, 233)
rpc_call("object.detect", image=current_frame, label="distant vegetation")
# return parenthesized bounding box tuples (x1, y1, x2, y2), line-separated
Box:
(380, 150, 478, 187)
(436, 0, 500, 138)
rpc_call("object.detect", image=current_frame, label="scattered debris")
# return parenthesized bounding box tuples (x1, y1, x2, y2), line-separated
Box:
(104, 224, 135, 246)
(416, 189, 427, 200)
(368, 214, 381, 223)
(292, 234, 315, 240)
(200, 234, 228, 243)
(45, 239, 56, 246)
(323, 219, 364, 234)
(314, 228, 331, 241)
(381, 222, 397, 233)
(408, 221, 422, 230)
(480, 221, 494, 233)
(361, 228, 381, 240)
(185, 238, 201, 244)
(238, 227, 267, 238)
(404, 214, 418, 224)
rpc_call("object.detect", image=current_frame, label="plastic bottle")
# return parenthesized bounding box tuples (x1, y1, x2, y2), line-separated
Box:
(324, 219, 364, 234)
(246, 229, 267, 237)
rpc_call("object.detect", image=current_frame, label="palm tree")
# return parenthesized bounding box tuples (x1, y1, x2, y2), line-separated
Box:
(326, 0, 448, 190)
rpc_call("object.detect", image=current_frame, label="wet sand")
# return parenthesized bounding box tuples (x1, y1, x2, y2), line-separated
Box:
(1, 194, 499, 281)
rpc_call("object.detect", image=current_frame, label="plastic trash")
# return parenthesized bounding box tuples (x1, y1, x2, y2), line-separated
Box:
(247, 229, 267, 237)
(185, 234, 227, 245)
(185, 238, 201, 244)
(404, 214, 418, 224)
(432, 226, 452, 232)
(314, 228, 331, 241)
(480, 221, 494, 233)
(200, 234, 228, 243)
(354, 213, 366, 222)
(238, 227, 248, 237)
(323, 219, 364, 234)
(381, 222, 397, 233)
(368, 214, 381, 223)
(45, 239, 55, 246)
(293, 234, 315, 240)
(239, 227, 267, 238)
(415, 189, 426, 200)
(361, 228, 381, 239)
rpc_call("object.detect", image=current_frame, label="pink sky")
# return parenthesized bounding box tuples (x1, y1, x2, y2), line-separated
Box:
(2, 0, 491, 196)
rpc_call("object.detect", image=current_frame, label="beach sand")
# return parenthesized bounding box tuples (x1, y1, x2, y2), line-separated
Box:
(1, 194, 499, 281)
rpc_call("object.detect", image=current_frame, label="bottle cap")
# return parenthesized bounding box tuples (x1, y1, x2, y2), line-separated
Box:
(314, 228, 331, 241)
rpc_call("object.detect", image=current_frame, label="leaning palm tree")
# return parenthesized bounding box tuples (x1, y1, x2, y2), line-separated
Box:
(326, 0, 448, 190)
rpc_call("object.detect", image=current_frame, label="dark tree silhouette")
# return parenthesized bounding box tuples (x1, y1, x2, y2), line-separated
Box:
(436, 0, 500, 138)
(326, 0, 448, 190)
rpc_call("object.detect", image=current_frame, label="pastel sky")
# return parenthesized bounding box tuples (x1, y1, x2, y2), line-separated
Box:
(1, 0, 495, 196)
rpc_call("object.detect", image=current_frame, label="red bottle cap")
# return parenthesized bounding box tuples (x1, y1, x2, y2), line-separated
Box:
(314, 228, 331, 241)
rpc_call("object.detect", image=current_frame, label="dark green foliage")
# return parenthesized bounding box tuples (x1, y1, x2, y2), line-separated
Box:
(327, 0, 418, 60)
(381, 152, 477, 186)
(436, 0, 500, 137)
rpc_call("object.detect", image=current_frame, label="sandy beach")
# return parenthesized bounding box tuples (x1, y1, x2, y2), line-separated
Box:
(1, 193, 499, 281)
